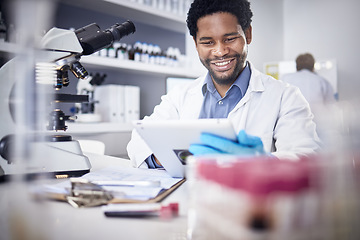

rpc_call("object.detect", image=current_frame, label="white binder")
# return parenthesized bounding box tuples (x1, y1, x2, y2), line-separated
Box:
(124, 85, 140, 123)
(94, 85, 125, 123)
(94, 84, 140, 123)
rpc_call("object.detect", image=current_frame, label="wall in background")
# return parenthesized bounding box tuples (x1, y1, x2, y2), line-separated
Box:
(283, 0, 360, 102)
(247, 0, 284, 70)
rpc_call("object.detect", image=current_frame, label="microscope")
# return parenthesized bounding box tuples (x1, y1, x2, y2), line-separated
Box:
(0, 21, 136, 180)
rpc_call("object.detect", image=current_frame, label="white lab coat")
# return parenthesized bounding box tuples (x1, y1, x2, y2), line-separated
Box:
(282, 69, 336, 138)
(282, 69, 336, 107)
(127, 63, 321, 168)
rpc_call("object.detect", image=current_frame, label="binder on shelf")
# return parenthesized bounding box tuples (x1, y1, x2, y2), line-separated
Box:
(94, 84, 124, 123)
(124, 85, 140, 123)
(117, 86, 126, 122)
(94, 84, 140, 123)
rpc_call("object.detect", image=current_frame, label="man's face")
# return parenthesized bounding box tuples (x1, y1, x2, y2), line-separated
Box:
(194, 12, 252, 86)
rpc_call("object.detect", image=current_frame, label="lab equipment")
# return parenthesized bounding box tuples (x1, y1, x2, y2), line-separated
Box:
(0, 21, 136, 180)
(187, 155, 323, 240)
(189, 130, 265, 156)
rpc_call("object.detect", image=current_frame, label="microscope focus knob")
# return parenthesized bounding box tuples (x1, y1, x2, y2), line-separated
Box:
(0, 135, 15, 163)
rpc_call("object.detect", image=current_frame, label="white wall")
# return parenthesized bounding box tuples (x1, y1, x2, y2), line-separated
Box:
(248, 0, 284, 70)
(283, 0, 360, 102)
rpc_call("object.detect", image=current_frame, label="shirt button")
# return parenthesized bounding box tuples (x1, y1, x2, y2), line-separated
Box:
(218, 101, 224, 105)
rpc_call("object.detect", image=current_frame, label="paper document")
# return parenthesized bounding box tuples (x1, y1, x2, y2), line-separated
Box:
(40, 166, 183, 202)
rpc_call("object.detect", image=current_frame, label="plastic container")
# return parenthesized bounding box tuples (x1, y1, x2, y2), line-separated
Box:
(187, 155, 325, 240)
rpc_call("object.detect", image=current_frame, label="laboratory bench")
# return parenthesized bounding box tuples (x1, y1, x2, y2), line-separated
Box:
(0, 153, 188, 240)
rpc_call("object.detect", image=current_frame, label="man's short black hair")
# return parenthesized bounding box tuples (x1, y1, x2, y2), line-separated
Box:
(186, 0, 253, 39)
(296, 53, 315, 71)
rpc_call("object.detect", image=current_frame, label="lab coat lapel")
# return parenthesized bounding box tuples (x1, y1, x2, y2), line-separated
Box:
(229, 65, 265, 129)
(232, 65, 265, 111)
(182, 75, 206, 119)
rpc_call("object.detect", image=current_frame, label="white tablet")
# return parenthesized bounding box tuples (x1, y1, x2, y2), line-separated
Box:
(133, 119, 237, 178)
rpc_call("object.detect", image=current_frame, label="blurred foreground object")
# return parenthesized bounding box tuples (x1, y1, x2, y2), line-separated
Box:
(187, 153, 360, 240)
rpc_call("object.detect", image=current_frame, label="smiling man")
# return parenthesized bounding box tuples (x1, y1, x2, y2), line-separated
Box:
(127, 0, 321, 169)
(194, 12, 250, 97)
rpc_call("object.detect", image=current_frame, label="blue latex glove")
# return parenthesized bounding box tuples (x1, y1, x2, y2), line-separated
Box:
(189, 130, 265, 156)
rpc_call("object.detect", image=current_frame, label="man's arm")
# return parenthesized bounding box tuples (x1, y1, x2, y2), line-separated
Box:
(126, 129, 153, 168)
(272, 85, 321, 159)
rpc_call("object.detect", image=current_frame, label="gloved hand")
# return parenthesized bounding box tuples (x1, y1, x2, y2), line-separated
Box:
(189, 130, 265, 156)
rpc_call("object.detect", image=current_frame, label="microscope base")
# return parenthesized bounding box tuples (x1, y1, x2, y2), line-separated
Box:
(0, 140, 91, 182)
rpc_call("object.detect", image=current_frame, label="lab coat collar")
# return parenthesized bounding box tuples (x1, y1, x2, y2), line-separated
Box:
(188, 74, 207, 95)
(247, 62, 265, 93)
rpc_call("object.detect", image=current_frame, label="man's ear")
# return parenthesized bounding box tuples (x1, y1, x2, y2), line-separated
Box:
(245, 25, 252, 44)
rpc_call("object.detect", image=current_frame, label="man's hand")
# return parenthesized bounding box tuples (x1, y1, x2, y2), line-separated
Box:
(189, 130, 265, 156)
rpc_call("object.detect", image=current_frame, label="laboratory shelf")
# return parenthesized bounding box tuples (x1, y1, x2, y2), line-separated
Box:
(60, 0, 188, 33)
(0, 42, 203, 78)
(81, 55, 203, 78)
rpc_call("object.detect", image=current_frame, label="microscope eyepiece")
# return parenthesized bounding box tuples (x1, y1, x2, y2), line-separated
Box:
(107, 21, 136, 42)
(75, 20, 136, 56)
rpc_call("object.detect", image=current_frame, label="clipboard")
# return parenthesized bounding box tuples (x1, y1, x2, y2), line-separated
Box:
(35, 166, 186, 207)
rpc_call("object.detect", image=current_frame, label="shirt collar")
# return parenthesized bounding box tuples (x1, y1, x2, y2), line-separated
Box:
(202, 62, 251, 96)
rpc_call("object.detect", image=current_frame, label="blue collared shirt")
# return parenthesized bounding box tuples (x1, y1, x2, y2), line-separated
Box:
(145, 63, 251, 168)
(199, 63, 251, 118)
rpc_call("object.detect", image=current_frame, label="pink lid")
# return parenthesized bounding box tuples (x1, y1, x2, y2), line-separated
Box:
(196, 156, 319, 196)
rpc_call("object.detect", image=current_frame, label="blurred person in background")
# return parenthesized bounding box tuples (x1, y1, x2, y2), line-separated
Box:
(282, 53, 336, 138)
(282, 53, 336, 108)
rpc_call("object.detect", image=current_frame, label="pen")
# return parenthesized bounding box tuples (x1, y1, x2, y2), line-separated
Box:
(92, 180, 161, 188)
(103, 203, 179, 219)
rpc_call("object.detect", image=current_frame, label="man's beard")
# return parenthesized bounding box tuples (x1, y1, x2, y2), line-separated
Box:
(201, 53, 247, 86)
